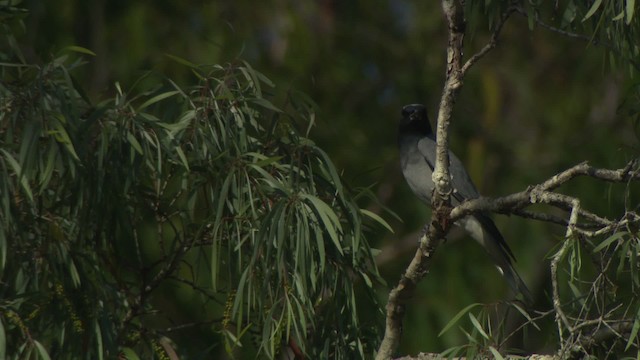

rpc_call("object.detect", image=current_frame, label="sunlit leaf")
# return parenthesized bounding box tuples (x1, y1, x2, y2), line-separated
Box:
(510, 302, 541, 331)
(174, 145, 189, 170)
(250, 98, 282, 113)
(360, 209, 393, 233)
(33, 340, 52, 360)
(0, 229, 6, 271)
(69, 259, 81, 287)
(593, 231, 627, 253)
(582, 0, 603, 21)
(300, 194, 343, 256)
(468, 313, 489, 340)
(137, 90, 180, 111)
(164, 53, 199, 69)
(0, 148, 33, 202)
(439, 345, 465, 359)
(126, 132, 144, 155)
(625, 306, 640, 351)
(94, 321, 103, 360)
(626, 0, 635, 24)
(0, 318, 5, 360)
(613, 10, 625, 21)
(62, 45, 96, 56)
(488, 346, 505, 360)
(120, 348, 141, 360)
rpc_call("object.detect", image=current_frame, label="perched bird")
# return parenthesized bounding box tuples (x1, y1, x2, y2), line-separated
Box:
(398, 104, 532, 303)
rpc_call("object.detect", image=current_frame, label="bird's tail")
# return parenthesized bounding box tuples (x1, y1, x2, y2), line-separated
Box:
(461, 214, 533, 305)
(496, 261, 533, 305)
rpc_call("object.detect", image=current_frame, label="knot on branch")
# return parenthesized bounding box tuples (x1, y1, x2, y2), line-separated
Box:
(433, 170, 453, 195)
(529, 186, 544, 204)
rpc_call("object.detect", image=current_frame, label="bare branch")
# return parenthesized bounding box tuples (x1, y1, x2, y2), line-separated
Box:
(450, 161, 640, 232)
(432, 0, 466, 199)
(574, 320, 637, 356)
(376, 229, 444, 360)
(540, 160, 640, 192)
(377, 1, 468, 358)
(511, 208, 580, 227)
(553, 200, 580, 343)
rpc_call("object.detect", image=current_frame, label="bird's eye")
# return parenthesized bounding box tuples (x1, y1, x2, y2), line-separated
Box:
(401, 106, 415, 118)
(401, 104, 427, 121)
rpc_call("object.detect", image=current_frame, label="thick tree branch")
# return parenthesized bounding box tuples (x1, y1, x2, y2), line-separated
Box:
(378, 2, 523, 358)
(377, 2, 469, 359)
(432, 0, 465, 199)
(449, 160, 640, 234)
(376, 226, 446, 360)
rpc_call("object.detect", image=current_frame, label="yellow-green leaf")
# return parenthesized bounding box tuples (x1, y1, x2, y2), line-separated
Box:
(626, 0, 636, 24)
(360, 209, 394, 233)
(438, 303, 481, 337)
(582, 0, 603, 21)
(468, 313, 489, 340)
(62, 45, 96, 56)
(1, 149, 33, 202)
(138, 90, 180, 111)
(593, 231, 627, 253)
(126, 132, 144, 155)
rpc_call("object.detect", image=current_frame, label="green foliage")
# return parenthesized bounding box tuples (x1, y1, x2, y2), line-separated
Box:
(555, 230, 640, 358)
(436, 228, 640, 358)
(437, 301, 541, 359)
(465, 0, 640, 72)
(555, 0, 640, 72)
(0, 9, 386, 359)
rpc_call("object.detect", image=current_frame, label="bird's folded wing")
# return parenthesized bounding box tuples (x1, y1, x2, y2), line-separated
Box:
(416, 137, 480, 203)
(416, 137, 516, 261)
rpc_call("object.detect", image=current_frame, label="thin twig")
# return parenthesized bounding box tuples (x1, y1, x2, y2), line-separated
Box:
(552, 200, 580, 348)
(162, 319, 222, 333)
(461, 7, 516, 76)
(513, 6, 640, 70)
(450, 161, 640, 227)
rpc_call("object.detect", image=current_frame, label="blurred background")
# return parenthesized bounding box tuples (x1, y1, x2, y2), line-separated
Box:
(16, 0, 639, 355)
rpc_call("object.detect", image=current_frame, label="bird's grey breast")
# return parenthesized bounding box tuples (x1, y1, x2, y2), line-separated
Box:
(399, 135, 435, 204)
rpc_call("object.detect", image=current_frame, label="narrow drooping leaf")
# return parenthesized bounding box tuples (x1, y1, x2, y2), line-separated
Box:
(438, 303, 482, 337)
(583, 0, 604, 21)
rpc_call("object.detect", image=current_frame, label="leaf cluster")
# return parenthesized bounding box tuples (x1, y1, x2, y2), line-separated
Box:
(0, 7, 387, 359)
(465, 0, 640, 73)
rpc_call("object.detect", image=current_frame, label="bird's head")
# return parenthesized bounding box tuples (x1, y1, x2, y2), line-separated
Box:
(399, 104, 432, 136)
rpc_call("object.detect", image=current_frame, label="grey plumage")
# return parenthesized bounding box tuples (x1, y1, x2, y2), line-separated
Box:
(398, 104, 532, 303)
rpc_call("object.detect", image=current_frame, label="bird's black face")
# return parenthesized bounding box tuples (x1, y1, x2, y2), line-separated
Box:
(400, 104, 432, 136)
